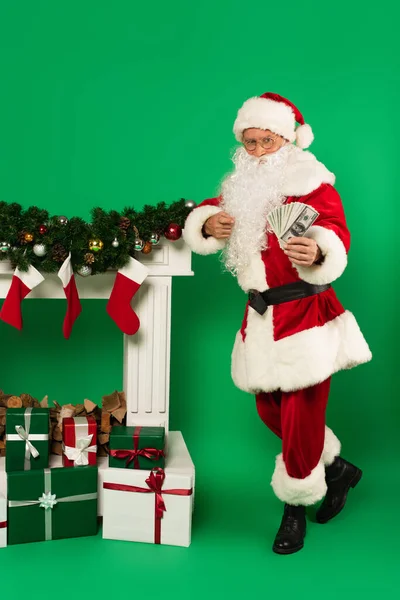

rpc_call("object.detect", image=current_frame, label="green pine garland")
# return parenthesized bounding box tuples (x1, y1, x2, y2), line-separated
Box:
(0, 199, 192, 274)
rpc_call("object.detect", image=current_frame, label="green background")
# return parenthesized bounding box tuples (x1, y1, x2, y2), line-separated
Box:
(0, 0, 398, 597)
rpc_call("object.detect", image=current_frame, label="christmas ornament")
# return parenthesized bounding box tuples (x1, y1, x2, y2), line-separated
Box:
(142, 241, 152, 254)
(119, 217, 130, 234)
(58, 216, 68, 225)
(77, 265, 92, 277)
(52, 244, 68, 263)
(112, 238, 119, 248)
(164, 223, 182, 241)
(134, 238, 144, 251)
(106, 257, 148, 335)
(39, 225, 48, 235)
(33, 244, 47, 257)
(185, 200, 197, 210)
(150, 233, 160, 245)
(84, 252, 95, 264)
(88, 239, 104, 253)
(57, 254, 82, 339)
(0, 264, 45, 330)
(0, 242, 11, 253)
(24, 232, 34, 243)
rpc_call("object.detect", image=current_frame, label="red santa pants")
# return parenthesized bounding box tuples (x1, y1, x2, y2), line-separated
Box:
(256, 378, 333, 505)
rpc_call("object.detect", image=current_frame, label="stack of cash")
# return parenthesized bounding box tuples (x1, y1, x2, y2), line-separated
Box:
(268, 202, 319, 245)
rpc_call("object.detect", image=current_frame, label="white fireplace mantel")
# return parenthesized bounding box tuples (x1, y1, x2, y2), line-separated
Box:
(0, 239, 193, 433)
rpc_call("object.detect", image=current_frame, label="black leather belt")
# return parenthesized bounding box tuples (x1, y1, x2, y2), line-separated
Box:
(248, 281, 331, 316)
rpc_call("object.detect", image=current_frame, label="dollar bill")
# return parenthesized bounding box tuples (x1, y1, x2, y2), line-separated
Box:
(280, 205, 319, 243)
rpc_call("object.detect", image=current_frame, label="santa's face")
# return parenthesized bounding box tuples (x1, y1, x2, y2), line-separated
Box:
(242, 128, 287, 158)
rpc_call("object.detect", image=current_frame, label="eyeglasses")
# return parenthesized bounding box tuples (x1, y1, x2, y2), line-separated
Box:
(242, 136, 280, 151)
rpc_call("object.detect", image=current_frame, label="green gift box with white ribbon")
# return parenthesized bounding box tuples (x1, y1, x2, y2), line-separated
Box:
(7, 466, 98, 545)
(6, 408, 50, 472)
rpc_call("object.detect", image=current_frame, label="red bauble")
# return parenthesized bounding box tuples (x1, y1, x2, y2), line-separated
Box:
(164, 223, 182, 241)
(39, 225, 48, 235)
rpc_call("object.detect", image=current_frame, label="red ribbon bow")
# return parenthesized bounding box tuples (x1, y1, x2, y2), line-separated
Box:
(0, 521, 7, 529)
(103, 468, 192, 544)
(110, 426, 165, 469)
(110, 448, 164, 469)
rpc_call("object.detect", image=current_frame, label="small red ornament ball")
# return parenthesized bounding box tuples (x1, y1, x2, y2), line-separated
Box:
(39, 225, 48, 235)
(164, 223, 182, 241)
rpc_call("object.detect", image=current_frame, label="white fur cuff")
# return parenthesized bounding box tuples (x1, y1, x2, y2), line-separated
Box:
(322, 427, 341, 466)
(183, 205, 226, 256)
(271, 454, 327, 506)
(293, 225, 348, 285)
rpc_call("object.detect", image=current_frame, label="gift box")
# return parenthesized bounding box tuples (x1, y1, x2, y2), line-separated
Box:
(102, 466, 193, 547)
(6, 408, 49, 472)
(109, 426, 165, 470)
(7, 466, 98, 545)
(62, 416, 97, 467)
(0, 494, 6, 548)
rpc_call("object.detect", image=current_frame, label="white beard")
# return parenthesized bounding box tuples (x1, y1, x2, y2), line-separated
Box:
(219, 144, 293, 277)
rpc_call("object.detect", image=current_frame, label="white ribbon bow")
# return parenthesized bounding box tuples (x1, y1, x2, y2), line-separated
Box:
(15, 425, 40, 460)
(64, 434, 96, 467)
(39, 491, 58, 510)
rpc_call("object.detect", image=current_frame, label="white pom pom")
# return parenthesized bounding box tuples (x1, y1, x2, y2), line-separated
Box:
(296, 123, 314, 149)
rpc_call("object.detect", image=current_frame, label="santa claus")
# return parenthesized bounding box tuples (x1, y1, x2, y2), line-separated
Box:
(183, 92, 372, 554)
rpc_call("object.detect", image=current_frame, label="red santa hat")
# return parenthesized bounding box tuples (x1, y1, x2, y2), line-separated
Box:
(233, 92, 314, 149)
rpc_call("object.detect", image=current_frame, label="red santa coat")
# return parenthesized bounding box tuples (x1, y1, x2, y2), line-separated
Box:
(183, 149, 372, 393)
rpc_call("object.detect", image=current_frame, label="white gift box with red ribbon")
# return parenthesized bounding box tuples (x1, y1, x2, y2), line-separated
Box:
(102, 467, 193, 547)
(102, 432, 194, 547)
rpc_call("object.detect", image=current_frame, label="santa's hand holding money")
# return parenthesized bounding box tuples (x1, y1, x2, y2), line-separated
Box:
(284, 237, 322, 266)
(204, 211, 321, 267)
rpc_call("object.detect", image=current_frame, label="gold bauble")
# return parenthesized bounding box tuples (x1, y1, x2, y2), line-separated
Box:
(88, 239, 104, 253)
(141, 241, 152, 254)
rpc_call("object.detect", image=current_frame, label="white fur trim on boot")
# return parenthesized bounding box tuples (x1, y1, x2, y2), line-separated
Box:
(271, 454, 327, 506)
(183, 205, 226, 255)
(322, 427, 341, 466)
(293, 225, 348, 285)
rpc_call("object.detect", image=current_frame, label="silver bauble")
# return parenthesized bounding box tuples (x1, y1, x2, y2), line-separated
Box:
(77, 265, 92, 277)
(0, 242, 11, 253)
(185, 200, 197, 209)
(58, 215, 69, 225)
(112, 238, 119, 248)
(134, 238, 144, 251)
(150, 233, 160, 245)
(33, 243, 47, 257)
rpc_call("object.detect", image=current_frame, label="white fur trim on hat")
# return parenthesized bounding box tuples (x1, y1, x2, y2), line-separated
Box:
(271, 454, 327, 506)
(233, 97, 296, 142)
(183, 205, 227, 255)
(322, 427, 341, 466)
(296, 123, 314, 149)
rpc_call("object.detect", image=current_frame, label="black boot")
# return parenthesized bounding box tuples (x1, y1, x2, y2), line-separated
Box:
(272, 504, 306, 555)
(316, 457, 362, 524)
